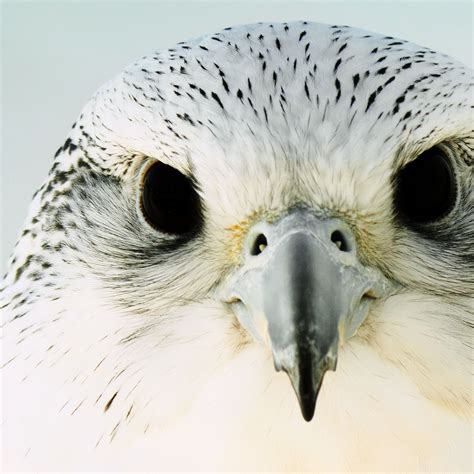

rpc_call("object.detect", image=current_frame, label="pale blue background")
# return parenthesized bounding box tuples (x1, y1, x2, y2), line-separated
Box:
(2, 0, 473, 266)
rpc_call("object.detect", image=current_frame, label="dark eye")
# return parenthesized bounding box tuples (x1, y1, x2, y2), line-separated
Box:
(394, 146, 456, 223)
(140, 161, 202, 234)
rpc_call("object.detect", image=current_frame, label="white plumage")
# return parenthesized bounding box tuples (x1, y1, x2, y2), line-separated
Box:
(1, 22, 473, 471)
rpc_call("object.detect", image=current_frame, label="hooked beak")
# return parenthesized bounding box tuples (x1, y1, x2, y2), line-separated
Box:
(222, 210, 390, 421)
(264, 231, 340, 421)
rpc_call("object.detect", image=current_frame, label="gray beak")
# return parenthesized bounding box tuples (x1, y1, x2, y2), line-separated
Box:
(264, 231, 341, 421)
(222, 209, 390, 421)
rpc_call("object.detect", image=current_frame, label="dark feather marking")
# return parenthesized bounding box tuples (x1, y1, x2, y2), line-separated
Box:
(104, 391, 119, 412)
(1, 355, 17, 369)
(304, 80, 311, 100)
(335, 78, 341, 103)
(211, 92, 225, 110)
(349, 110, 357, 127)
(338, 43, 347, 54)
(221, 78, 230, 93)
(365, 91, 377, 111)
(109, 421, 121, 441)
(71, 400, 84, 416)
(322, 99, 329, 121)
(352, 73, 360, 88)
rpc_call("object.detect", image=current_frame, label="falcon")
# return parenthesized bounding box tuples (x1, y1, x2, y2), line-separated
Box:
(1, 21, 473, 471)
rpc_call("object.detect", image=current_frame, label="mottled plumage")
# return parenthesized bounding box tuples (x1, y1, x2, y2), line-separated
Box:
(1, 22, 473, 471)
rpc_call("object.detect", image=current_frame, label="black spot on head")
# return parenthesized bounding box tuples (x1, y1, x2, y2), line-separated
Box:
(396, 95, 406, 105)
(337, 43, 347, 54)
(221, 78, 230, 93)
(352, 73, 360, 88)
(365, 91, 377, 111)
(335, 78, 341, 102)
(211, 92, 225, 110)
(304, 80, 311, 100)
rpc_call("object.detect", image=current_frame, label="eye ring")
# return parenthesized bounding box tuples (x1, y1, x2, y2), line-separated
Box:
(139, 160, 202, 235)
(394, 145, 458, 224)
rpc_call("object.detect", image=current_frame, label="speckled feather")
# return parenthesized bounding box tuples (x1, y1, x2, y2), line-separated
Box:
(1, 22, 473, 471)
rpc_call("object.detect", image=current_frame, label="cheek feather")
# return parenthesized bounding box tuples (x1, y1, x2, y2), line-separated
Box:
(366, 292, 472, 418)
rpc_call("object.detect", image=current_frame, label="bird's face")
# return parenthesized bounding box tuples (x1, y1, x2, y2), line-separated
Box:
(9, 22, 472, 428)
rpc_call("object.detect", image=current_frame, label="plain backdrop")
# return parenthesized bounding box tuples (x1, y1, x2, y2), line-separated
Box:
(1, 0, 473, 266)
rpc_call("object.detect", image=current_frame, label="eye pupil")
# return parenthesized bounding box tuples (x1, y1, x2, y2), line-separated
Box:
(141, 161, 202, 234)
(394, 147, 456, 224)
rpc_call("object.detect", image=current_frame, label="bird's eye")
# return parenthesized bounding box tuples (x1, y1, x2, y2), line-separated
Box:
(140, 161, 202, 234)
(394, 146, 456, 223)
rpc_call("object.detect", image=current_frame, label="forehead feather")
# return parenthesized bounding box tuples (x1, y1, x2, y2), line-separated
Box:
(72, 21, 471, 190)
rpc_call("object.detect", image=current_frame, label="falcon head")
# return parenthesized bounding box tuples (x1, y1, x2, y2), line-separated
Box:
(3, 21, 472, 470)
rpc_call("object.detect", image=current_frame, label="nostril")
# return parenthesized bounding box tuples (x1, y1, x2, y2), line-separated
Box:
(250, 233, 268, 256)
(330, 230, 351, 252)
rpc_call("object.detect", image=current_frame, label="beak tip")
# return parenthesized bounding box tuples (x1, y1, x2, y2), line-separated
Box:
(297, 383, 320, 422)
(290, 364, 327, 422)
(300, 399, 317, 422)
